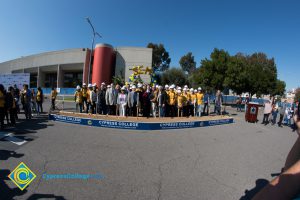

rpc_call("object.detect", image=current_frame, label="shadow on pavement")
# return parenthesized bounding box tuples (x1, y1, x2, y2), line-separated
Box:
(12, 115, 50, 135)
(239, 178, 269, 200)
(27, 194, 67, 200)
(0, 150, 24, 160)
(0, 169, 28, 199)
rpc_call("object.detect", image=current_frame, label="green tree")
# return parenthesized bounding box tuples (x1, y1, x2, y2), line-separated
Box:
(192, 48, 230, 92)
(270, 79, 286, 96)
(179, 52, 196, 74)
(245, 53, 277, 97)
(147, 43, 171, 71)
(224, 54, 248, 95)
(161, 68, 189, 86)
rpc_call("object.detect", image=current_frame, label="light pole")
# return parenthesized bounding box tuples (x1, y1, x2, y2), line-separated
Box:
(85, 17, 102, 84)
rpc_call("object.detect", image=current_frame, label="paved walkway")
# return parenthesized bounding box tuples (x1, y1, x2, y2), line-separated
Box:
(1, 102, 297, 200)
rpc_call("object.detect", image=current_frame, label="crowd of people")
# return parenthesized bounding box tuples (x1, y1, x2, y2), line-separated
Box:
(73, 82, 224, 118)
(0, 84, 45, 130)
(262, 98, 298, 130)
(235, 94, 298, 129)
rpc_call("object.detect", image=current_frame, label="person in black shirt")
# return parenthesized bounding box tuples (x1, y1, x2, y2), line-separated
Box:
(97, 83, 107, 115)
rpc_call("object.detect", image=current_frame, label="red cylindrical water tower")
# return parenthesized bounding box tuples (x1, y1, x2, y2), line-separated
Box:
(91, 43, 114, 86)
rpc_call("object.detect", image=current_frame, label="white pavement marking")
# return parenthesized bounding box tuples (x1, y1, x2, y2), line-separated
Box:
(0, 132, 27, 146)
(0, 132, 10, 139)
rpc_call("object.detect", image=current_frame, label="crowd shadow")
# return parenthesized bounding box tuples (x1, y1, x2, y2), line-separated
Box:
(9, 115, 50, 135)
(239, 179, 269, 200)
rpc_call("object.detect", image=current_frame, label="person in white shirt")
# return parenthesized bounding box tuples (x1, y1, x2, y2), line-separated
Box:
(262, 100, 272, 125)
(90, 83, 98, 114)
(117, 86, 128, 117)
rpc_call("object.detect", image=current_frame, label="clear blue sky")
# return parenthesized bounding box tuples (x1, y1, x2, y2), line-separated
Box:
(0, 0, 299, 90)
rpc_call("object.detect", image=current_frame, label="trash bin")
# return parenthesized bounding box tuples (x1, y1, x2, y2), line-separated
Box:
(245, 102, 259, 122)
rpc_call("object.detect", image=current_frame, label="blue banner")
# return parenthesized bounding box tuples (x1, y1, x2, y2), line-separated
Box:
(49, 114, 234, 130)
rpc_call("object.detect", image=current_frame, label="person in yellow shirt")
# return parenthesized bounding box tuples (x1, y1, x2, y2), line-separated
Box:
(190, 88, 197, 117)
(0, 84, 6, 129)
(36, 87, 44, 115)
(164, 85, 170, 117)
(177, 90, 184, 117)
(196, 87, 204, 117)
(168, 85, 176, 118)
(81, 83, 88, 111)
(74, 85, 83, 113)
(51, 87, 57, 111)
(182, 88, 190, 117)
(86, 83, 93, 113)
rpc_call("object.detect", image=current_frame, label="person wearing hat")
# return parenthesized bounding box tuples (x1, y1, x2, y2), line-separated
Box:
(117, 86, 128, 117)
(177, 90, 184, 117)
(189, 88, 197, 117)
(81, 83, 88, 112)
(84, 83, 93, 113)
(115, 84, 121, 115)
(164, 85, 170, 117)
(135, 83, 144, 116)
(196, 87, 204, 117)
(182, 88, 190, 117)
(168, 85, 177, 118)
(124, 83, 131, 116)
(105, 83, 117, 115)
(142, 85, 151, 118)
(150, 85, 159, 118)
(128, 85, 138, 116)
(90, 83, 98, 114)
(97, 82, 107, 115)
(157, 86, 167, 118)
(74, 85, 83, 113)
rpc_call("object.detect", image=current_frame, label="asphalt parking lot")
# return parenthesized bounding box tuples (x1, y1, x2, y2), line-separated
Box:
(0, 102, 297, 200)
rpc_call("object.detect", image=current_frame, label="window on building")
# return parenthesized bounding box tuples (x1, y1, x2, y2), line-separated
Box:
(63, 72, 83, 88)
(44, 73, 57, 88)
(30, 73, 37, 88)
